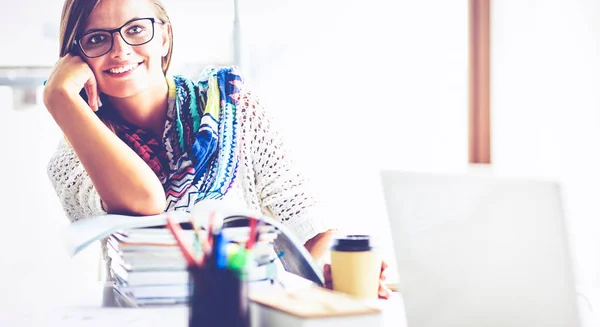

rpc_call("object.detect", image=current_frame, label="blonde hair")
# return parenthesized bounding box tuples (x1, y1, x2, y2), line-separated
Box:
(58, 0, 174, 131)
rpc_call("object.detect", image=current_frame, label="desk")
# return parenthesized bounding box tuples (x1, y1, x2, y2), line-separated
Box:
(0, 280, 406, 327)
(2, 278, 598, 326)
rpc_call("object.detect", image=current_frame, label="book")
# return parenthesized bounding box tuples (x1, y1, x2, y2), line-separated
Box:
(112, 285, 189, 306)
(250, 285, 383, 327)
(106, 241, 187, 272)
(107, 224, 282, 305)
(110, 259, 189, 286)
(61, 201, 327, 306)
(62, 201, 325, 285)
(116, 283, 189, 300)
(62, 210, 191, 257)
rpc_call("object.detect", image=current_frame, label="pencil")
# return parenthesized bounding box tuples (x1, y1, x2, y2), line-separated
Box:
(166, 217, 202, 266)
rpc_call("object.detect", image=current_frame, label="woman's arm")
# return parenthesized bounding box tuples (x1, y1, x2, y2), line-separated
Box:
(47, 139, 106, 222)
(44, 55, 165, 216)
(304, 230, 335, 261)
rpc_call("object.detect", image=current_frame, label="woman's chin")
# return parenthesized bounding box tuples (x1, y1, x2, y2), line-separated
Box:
(98, 74, 165, 100)
(101, 86, 145, 99)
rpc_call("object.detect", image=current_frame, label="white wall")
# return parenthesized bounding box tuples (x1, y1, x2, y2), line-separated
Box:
(0, 87, 98, 312)
(0, 0, 63, 66)
(166, 0, 235, 74)
(491, 0, 600, 288)
(239, 0, 469, 277)
(0, 1, 98, 307)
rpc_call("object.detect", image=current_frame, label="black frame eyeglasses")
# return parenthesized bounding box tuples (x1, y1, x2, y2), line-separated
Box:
(74, 17, 164, 58)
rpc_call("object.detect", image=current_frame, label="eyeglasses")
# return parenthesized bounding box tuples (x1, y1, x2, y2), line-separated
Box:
(74, 17, 164, 58)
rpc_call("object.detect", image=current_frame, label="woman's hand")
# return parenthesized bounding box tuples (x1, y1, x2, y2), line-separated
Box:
(43, 53, 101, 112)
(323, 260, 392, 299)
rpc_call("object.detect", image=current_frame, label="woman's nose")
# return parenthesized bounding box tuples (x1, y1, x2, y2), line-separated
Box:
(109, 32, 132, 58)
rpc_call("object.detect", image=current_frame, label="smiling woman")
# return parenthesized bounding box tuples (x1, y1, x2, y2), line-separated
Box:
(56, 0, 172, 111)
(43, 0, 391, 298)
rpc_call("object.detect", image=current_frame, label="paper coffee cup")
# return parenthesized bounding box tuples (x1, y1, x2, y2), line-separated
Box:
(330, 235, 381, 299)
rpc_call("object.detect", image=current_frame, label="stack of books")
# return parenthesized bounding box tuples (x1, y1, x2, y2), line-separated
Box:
(106, 223, 281, 306)
(107, 225, 194, 306)
(62, 205, 327, 307)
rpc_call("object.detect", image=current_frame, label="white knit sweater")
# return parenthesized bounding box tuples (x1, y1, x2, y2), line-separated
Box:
(46, 89, 331, 246)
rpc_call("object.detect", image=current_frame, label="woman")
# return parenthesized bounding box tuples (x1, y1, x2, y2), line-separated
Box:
(44, 0, 389, 298)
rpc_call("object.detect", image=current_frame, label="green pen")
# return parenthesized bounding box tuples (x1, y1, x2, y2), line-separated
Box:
(228, 247, 251, 278)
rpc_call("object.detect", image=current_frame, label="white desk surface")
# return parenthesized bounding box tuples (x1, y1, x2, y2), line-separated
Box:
(0, 278, 406, 327)
(1, 275, 598, 326)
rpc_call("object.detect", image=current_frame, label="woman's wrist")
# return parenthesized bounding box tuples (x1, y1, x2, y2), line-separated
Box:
(304, 230, 335, 263)
(44, 87, 84, 116)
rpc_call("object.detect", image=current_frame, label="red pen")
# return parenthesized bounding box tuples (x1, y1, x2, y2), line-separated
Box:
(166, 217, 203, 266)
(246, 217, 258, 250)
(207, 211, 216, 248)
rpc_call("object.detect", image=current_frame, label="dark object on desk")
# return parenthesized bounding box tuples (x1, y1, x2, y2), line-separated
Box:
(188, 265, 250, 327)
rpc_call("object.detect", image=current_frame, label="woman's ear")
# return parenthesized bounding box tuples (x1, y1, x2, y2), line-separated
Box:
(161, 23, 172, 57)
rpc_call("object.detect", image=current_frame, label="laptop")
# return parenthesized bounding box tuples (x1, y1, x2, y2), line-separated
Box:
(379, 170, 581, 327)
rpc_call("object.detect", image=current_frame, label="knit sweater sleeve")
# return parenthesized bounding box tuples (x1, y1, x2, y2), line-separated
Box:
(46, 139, 107, 222)
(238, 89, 334, 245)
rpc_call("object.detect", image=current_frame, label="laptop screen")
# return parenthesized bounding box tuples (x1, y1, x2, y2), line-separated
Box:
(380, 171, 580, 327)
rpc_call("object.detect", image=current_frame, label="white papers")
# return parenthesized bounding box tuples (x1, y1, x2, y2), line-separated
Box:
(61, 211, 190, 257)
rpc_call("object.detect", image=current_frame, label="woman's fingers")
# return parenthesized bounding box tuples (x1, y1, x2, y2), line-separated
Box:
(64, 53, 100, 111)
(84, 74, 99, 111)
(378, 280, 391, 299)
(380, 260, 388, 279)
(44, 53, 101, 112)
(378, 260, 392, 299)
(83, 84, 92, 110)
(323, 264, 333, 290)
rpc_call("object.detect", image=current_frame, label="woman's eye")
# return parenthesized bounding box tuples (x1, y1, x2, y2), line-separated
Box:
(127, 25, 144, 34)
(88, 34, 107, 45)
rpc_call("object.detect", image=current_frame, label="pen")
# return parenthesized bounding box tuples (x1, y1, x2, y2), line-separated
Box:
(255, 216, 265, 243)
(207, 211, 216, 248)
(257, 251, 285, 267)
(191, 218, 211, 256)
(166, 216, 203, 266)
(228, 247, 248, 272)
(246, 217, 258, 250)
(215, 232, 230, 269)
(190, 219, 202, 257)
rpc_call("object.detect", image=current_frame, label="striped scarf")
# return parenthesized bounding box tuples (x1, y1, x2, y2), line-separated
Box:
(116, 66, 242, 211)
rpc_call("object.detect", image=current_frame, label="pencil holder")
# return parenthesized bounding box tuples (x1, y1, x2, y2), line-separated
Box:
(188, 265, 250, 327)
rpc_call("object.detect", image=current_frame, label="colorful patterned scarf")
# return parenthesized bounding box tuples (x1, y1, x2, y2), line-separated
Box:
(116, 66, 242, 211)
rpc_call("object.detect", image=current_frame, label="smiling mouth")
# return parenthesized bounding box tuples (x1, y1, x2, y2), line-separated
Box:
(105, 62, 142, 75)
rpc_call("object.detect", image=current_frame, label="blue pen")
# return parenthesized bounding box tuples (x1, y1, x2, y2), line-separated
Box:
(215, 233, 229, 269)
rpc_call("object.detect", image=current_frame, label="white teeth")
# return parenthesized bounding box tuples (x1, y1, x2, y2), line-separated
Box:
(108, 63, 139, 74)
